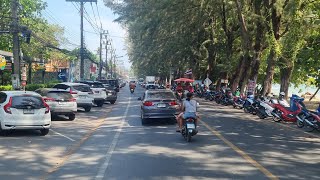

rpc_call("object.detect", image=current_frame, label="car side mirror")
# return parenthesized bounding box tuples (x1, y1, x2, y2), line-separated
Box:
(137, 97, 142, 101)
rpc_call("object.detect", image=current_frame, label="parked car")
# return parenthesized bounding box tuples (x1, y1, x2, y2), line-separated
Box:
(99, 79, 120, 92)
(98, 80, 118, 104)
(35, 88, 77, 120)
(0, 91, 51, 135)
(77, 81, 106, 107)
(138, 89, 179, 125)
(52, 83, 93, 112)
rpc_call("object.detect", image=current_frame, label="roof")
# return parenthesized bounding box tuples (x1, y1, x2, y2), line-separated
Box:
(35, 88, 69, 92)
(56, 82, 88, 86)
(2, 91, 41, 96)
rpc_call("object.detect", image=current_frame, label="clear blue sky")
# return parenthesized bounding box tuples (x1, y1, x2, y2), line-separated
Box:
(43, 0, 130, 68)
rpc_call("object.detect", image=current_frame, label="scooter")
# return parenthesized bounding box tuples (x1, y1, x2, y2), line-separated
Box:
(243, 95, 256, 114)
(255, 97, 275, 119)
(296, 102, 320, 132)
(130, 88, 134, 93)
(181, 117, 198, 142)
(271, 94, 303, 122)
(233, 94, 245, 109)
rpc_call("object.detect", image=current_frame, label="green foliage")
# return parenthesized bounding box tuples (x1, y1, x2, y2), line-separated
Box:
(0, 85, 13, 91)
(25, 82, 57, 91)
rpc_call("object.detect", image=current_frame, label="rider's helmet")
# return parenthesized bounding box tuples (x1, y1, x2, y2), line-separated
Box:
(279, 92, 285, 99)
(186, 92, 193, 98)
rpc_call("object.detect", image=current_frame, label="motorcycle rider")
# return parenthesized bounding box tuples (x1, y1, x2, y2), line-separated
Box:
(278, 92, 290, 108)
(176, 92, 199, 132)
(129, 81, 136, 91)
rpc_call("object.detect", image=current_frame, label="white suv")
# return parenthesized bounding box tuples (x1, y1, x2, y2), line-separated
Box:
(53, 83, 94, 112)
(78, 81, 107, 107)
(0, 91, 51, 136)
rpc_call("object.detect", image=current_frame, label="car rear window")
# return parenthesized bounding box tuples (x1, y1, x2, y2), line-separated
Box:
(47, 92, 73, 100)
(101, 80, 119, 86)
(89, 83, 104, 88)
(72, 85, 91, 92)
(146, 92, 175, 99)
(12, 95, 44, 108)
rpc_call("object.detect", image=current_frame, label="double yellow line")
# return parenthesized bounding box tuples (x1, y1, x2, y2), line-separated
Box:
(200, 119, 279, 180)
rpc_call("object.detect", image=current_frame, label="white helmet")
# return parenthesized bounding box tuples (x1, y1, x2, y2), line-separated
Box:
(280, 92, 285, 96)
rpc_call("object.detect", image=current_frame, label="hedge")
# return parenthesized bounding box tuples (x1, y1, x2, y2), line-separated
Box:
(0, 82, 59, 92)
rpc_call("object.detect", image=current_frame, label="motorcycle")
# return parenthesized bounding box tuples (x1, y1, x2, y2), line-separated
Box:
(130, 88, 135, 93)
(271, 94, 303, 122)
(296, 102, 320, 132)
(181, 117, 198, 142)
(243, 95, 257, 114)
(204, 90, 215, 101)
(255, 97, 275, 119)
(221, 90, 234, 106)
(233, 94, 245, 109)
(176, 90, 184, 102)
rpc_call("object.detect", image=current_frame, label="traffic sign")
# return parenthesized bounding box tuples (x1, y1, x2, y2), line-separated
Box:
(22, 67, 27, 81)
(204, 78, 212, 87)
(21, 81, 26, 87)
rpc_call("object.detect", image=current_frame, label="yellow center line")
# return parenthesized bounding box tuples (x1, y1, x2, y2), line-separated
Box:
(199, 119, 279, 180)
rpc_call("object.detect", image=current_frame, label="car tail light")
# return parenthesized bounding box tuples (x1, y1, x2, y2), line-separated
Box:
(143, 101, 153, 106)
(70, 89, 78, 94)
(42, 98, 50, 114)
(169, 101, 178, 106)
(4, 97, 12, 114)
(69, 98, 76, 102)
(44, 98, 55, 102)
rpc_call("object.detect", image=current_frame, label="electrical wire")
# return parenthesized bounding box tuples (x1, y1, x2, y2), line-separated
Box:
(95, 2, 103, 30)
(72, 2, 101, 33)
(90, 2, 101, 31)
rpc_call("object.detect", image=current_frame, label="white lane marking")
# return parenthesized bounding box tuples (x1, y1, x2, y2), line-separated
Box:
(95, 97, 131, 180)
(50, 129, 76, 142)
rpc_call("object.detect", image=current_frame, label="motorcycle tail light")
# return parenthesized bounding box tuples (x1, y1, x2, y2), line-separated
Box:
(186, 118, 194, 122)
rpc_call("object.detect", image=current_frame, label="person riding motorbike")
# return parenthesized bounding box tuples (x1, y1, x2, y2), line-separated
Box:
(129, 81, 136, 91)
(176, 93, 199, 132)
(278, 92, 290, 108)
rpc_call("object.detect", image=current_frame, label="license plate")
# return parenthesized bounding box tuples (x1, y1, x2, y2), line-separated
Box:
(157, 103, 166, 108)
(186, 124, 195, 129)
(79, 95, 86, 98)
(23, 109, 34, 114)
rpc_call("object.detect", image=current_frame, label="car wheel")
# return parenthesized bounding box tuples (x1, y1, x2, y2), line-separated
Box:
(69, 114, 76, 121)
(96, 101, 104, 107)
(40, 129, 49, 136)
(0, 123, 9, 136)
(141, 113, 147, 125)
(84, 106, 92, 112)
(110, 101, 116, 104)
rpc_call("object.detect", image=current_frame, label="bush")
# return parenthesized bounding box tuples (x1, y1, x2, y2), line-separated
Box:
(25, 84, 47, 91)
(0, 85, 13, 91)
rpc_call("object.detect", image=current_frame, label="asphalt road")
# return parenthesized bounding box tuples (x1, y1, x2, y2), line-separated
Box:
(0, 86, 319, 180)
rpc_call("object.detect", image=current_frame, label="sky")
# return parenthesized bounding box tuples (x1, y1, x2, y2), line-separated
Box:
(42, 0, 130, 69)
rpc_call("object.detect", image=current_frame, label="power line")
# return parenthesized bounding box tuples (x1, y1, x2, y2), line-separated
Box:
(95, 2, 103, 30)
(72, 2, 100, 33)
(90, 2, 100, 30)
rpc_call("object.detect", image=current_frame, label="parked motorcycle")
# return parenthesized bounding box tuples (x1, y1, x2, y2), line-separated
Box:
(296, 102, 320, 132)
(233, 94, 245, 109)
(181, 117, 198, 142)
(221, 90, 234, 106)
(255, 97, 275, 119)
(243, 95, 257, 114)
(271, 94, 304, 122)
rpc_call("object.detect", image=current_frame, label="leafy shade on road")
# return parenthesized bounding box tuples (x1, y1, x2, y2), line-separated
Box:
(106, 0, 320, 96)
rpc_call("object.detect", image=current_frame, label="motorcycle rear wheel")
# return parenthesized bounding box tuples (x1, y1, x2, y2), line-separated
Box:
(296, 114, 304, 128)
(187, 133, 192, 142)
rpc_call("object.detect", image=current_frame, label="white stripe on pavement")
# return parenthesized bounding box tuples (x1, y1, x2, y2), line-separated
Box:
(50, 129, 76, 142)
(95, 97, 131, 180)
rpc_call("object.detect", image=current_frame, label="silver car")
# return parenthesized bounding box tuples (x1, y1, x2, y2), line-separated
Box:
(35, 88, 77, 120)
(139, 89, 179, 125)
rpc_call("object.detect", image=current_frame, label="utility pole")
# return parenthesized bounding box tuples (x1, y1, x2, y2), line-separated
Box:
(66, 0, 97, 80)
(98, 31, 102, 80)
(11, 0, 20, 76)
(80, 1, 84, 80)
(105, 37, 109, 78)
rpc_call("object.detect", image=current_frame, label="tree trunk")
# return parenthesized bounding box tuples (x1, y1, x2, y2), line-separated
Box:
(262, 49, 276, 96)
(239, 53, 252, 93)
(309, 87, 320, 101)
(231, 56, 245, 92)
(279, 59, 293, 99)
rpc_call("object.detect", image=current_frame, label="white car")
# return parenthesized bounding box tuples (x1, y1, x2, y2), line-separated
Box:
(78, 81, 107, 107)
(35, 88, 77, 120)
(0, 91, 51, 136)
(53, 83, 94, 112)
